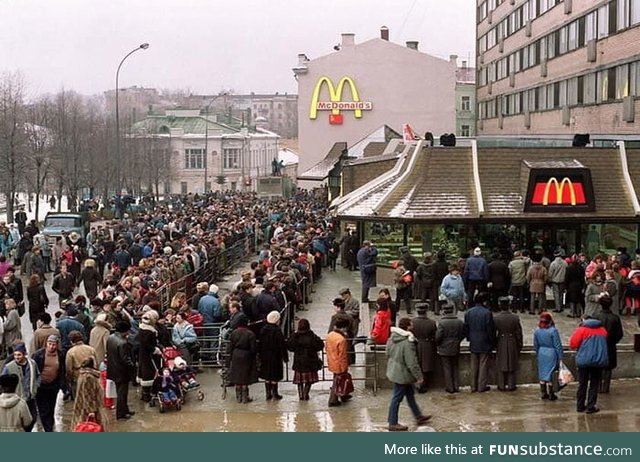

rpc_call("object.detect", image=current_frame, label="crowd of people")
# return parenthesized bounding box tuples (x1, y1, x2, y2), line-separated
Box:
(0, 190, 339, 431)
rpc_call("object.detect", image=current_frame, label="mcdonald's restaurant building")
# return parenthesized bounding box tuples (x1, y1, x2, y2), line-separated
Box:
(293, 29, 458, 182)
(332, 141, 640, 263)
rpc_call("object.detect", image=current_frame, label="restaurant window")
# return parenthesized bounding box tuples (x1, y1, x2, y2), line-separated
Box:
(365, 222, 405, 264)
(581, 224, 638, 258)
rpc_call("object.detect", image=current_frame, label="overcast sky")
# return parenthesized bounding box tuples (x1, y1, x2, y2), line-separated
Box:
(0, 0, 475, 97)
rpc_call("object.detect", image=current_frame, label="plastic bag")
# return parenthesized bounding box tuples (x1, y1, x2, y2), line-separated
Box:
(558, 361, 574, 389)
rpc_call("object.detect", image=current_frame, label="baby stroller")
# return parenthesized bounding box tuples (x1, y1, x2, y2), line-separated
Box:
(149, 348, 185, 413)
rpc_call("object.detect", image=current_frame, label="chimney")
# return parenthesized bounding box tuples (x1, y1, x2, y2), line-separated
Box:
(341, 33, 355, 48)
(297, 53, 309, 67)
(462, 60, 468, 68)
(406, 41, 419, 51)
(449, 54, 458, 65)
(380, 26, 389, 41)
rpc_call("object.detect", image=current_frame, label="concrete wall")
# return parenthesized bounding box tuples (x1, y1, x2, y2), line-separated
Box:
(367, 345, 640, 389)
(297, 37, 456, 177)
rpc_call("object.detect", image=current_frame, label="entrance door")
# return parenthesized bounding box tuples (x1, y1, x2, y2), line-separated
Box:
(527, 224, 580, 258)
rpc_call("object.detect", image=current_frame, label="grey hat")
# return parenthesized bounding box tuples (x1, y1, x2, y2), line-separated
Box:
(415, 303, 429, 314)
(46, 335, 60, 344)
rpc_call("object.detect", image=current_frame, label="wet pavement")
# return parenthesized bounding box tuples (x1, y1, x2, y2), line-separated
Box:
(19, 265, 640, 432)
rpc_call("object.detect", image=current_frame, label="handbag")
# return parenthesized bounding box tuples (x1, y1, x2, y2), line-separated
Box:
(557, 361, 574, 389)
(334, 372, 354, 397)
(105, 379, 117, 399)
(73, 413, 103, 432)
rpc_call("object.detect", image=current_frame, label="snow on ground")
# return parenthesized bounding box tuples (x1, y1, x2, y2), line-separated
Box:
(0, 193, 71, 224)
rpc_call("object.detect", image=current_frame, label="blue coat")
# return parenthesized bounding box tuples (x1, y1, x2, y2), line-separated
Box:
(533, 326, 563, 381)
(463, 255, 489, 283)
(198, 292, 222, 323)
(357, 246, 378, 289)
(440, 274, 465, 300)
(56, 317, 86, 352)
(463, 305, 495, 354)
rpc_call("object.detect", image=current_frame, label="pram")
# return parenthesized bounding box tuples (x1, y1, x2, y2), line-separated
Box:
(150, 347, 203, 412)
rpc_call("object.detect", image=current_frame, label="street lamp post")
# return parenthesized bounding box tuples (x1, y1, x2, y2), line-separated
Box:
(202, 92, 228, 193)
(115, 42, 149, 194)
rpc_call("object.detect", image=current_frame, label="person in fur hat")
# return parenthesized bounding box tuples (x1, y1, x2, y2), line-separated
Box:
(137, 310, 161, 402)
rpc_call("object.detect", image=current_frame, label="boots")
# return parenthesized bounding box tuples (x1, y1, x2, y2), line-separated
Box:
(265, 383, 273, 401)
(547, 384, 557, 401)
(540, 383, 549, 400)
(303, 383, 312, 401)
(297, 384, 305, 400)
(235, 386, 243, 403)
(141, 387, 151, 402)
(241, 386, 253, 403)
(272, 383, 283, 400)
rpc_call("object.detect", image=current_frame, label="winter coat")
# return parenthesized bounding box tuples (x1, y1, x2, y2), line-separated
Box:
(385, 327, 422, 385)
(27, 285, 48, 324)
(526, 263, 547, 294)
(198, 292, 222, 323)
(533, 326, 563, 381)
(584, 282, 606, 318)
(436, 314, 465, 357)
(227, 327, 258, 385)
(412, 315, 437, 372)
(325, 329, 348, 374)
(440, 274, 465, 300)
(31, 348, 66, 391)
(3, 309, 22, 347)
(71, 367, 107, 431)
(0, 393, 32, 432)
(508, 257, 530, 286)
(548, 257, 568, 284)
(1, 359, 39, 401)
(413, 262, 435, 300)
(464, 305, 495, 354)
(287, 330, 323, 373)
(56, 317, 85, 352)
(328, 311, 356, 339)
(171, 322, 197, 347)
(65, 343, 98, 381)
(370, 309, 392, 345)
(488, 259, 510, 291)
(106, 333, 135, 384)
(137, 326, 159, 386)
(258, 323, 288, 381)
(493, 311, 523, 372)
(79, 267, 102, 300)
(463, 255, 488, 283)
(52, 272, 75, 298)
(600, 310, 623, 369)
(569, 319, 609, 368)
(255, 291, 279, 321)
(565, 263, 586, 304)
(357, 246, 378, 289)
(31, 325, 61, 352)
(89, 320, 111, 366)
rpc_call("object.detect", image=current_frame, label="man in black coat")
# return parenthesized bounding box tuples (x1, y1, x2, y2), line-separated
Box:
(487, 255, 510, 311)
(14, 205, 27, 235)
(411, 304, 437, 393)
(598, 296, 623, 393)
(435, 303, 465, 393)
(106, 321, 136, 420)
(464, 292, 495, 392)
(493, 297, 523, 391)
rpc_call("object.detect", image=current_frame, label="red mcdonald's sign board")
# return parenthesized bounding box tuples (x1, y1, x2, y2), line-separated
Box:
(531, 177, 587, 206)
(525, 169, 595, 213)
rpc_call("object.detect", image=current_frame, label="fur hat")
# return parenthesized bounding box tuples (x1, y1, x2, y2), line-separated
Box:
(266, 310, 281, 324)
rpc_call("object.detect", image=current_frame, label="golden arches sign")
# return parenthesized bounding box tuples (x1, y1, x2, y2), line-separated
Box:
(309, 76, 372, 120)
(542, 177, 577, 206)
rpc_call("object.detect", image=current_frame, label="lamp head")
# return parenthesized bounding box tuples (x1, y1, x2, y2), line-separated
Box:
(140, 43, 150, 50)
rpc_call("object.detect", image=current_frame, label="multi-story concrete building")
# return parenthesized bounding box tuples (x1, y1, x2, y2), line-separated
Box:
(476, 0, 640, 140)
(130, 109, 280, 194)
(456, 60, 477, 137)
(294, 28, 458, 179)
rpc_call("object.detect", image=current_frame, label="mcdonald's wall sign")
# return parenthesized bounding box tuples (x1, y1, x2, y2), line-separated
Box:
(524, 169, 595, 212)
(309, 76, 372, 125)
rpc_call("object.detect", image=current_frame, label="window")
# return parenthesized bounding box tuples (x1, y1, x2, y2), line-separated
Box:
(598, 4, 610, 38)
(584, 73, 597, 104)
(616, 64, 630, 99)
(184, 148, 205, 169)
(568, 21, 578, 51)
(618, 0, 630, 30)
(461, 125, 470, 137)
(598, 68, 617, 102)
(180, 182, 188, 194)
(223, 148, 241, 169)
(559, 80, 567, 107)
(547, 32, 557, 59)
(568, 77, 579, 105)
(632, 0, 640, 24)
(632, 61, 640, 96)
(559, 27, 568, 55)
(461, 96, 471, 111)
(585, 12, 597, 41)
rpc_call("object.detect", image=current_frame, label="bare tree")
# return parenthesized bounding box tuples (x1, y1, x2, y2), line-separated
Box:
(0, 71, 27, 224)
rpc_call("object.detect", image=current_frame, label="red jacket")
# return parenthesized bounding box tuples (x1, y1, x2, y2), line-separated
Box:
(370, 309, 392, 345)
(569, 319, 609, 368)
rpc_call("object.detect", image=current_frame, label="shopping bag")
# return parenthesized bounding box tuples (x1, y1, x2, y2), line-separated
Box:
(334, 372, 354, 397)
(557, 361, 574, 389)
(105, 379, 117, 399)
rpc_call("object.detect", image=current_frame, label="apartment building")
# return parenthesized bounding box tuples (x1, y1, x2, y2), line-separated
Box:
(476, 0, 640, 139)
